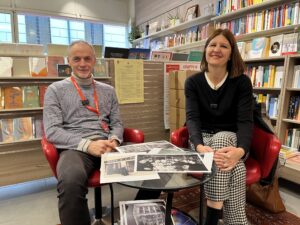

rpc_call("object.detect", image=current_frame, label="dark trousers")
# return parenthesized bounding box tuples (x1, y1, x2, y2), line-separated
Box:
(56, 150, 161, 225)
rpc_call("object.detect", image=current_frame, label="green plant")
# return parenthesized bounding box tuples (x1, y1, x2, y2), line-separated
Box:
(128, 26, 141, 44)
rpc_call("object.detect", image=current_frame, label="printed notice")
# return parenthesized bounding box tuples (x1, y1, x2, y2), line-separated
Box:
(114, 59, 144, 104)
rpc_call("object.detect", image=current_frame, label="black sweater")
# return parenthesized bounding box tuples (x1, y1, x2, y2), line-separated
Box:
(185, 72, 253, 155)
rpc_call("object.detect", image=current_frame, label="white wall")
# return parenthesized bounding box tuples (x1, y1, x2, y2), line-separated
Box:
(135, 0, 211, 25)
(0, 0, 130, 24)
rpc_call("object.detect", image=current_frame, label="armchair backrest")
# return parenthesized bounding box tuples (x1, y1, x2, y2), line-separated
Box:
(250, 125, 281, 179)
(41, 128, 145, 178)
(170, 126, 189, 148)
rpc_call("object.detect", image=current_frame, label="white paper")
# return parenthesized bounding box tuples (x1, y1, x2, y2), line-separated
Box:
(135, 153, 212, 173)
(100, 153, 159, 183)
(116, 140, 184, 154)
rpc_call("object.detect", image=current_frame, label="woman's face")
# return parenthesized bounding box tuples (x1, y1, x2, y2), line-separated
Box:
(205, 34, 232, 69)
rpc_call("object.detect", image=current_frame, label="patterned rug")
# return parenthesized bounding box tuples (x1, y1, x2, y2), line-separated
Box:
(162, 187, 300, 225)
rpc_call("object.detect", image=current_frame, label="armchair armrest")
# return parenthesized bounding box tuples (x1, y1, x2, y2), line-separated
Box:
(123, 128, 144, 144)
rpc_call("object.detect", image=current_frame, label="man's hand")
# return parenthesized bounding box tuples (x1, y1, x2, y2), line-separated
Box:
(87, 140, 117, 157)
(214, 147, 245, 171)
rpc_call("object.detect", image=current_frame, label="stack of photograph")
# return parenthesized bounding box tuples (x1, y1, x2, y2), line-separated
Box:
(100, 140, 213, 184)
(119, 199, 169, 225)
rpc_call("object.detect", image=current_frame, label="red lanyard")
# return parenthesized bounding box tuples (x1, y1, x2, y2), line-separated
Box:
(70, 76, 99, 115)
(70, 76, 109, 132)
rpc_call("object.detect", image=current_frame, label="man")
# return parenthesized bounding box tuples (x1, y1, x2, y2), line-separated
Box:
(43, 40, 123, 225)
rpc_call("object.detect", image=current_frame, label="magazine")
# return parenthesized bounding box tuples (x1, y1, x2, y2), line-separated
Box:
(116, 140, 184, 154)
(100, 153, 159, 183)
(119, 199, 174, 225)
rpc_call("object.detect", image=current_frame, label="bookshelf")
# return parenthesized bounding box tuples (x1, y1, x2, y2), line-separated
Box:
(276, 54, 300, 183)
(212, 0, 297, 22)
(133, 14, 214, 44)
(0, 43, 112, 186)
(133, 13, 214, 52)
(213, 0, 300, 44)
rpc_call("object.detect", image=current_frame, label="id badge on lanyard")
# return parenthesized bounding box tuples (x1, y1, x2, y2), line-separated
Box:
(71, 76, 110, 133)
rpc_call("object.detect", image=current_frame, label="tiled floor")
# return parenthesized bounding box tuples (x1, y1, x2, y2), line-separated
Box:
(0, 177, 299, 225)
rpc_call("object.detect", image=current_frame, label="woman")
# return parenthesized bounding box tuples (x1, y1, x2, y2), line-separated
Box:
(185, 29, 253, 225)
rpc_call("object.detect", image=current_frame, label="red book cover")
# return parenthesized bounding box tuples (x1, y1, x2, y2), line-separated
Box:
(47, 56, 65, 77)
(38, 85, 48, 107)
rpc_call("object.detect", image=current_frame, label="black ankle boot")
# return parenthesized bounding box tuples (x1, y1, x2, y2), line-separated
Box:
(204, 206, 222, 225)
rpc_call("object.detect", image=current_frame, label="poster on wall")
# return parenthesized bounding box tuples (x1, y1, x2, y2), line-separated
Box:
(114, 59, 144, 104)
(164, 62, 200, 129)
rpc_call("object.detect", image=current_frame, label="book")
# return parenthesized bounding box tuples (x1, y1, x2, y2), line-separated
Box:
(293, 65, 300, 88)
(0, 119, 14, 143)
(57, 64, 72, 77)
(171, 53, 189, 61)
(29, 57, 48, 77)
(0, 88, 4, 109)
(33, 115, 43, 139)
(104, 47, 129, 59)
(13, 117, 33, 141)
(0, 57, 13, 77)
(274, 66, 284, 88)
(269, 34, 283, 57)
(12, 57, 30, 77)
(38, 85, 49, 107)
(282, 33, 298, 55)
(4, 86, 23, 109)
(93, 59, 107, 77)
(22, 86, 40, 108)
(248, 37, 270, 59)
(237, 42, 246, 59)
(187, 50, 203, 62)
(47, 56, 65, 77)
(128, 48, 151, 60)
(151, 51, 173, 61)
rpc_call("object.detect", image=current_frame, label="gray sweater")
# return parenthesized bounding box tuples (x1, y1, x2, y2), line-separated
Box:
(43, 77, 123, 151)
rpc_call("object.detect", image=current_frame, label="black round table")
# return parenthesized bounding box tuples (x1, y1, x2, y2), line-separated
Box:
(120, 164, 217, 225)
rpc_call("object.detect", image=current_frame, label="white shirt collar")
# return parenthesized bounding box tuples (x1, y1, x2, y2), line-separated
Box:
(204, 71, 228, 90)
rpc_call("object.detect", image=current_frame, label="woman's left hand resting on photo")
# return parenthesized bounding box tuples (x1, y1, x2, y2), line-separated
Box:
(87, 140, 119, 157)
(214, 147, 245, 171)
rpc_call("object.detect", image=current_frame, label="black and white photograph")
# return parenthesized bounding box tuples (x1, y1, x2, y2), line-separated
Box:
(119, 199, 169, 225)
(100, 153, 159, 183)
(116, 140, 184, 154)
(136, 153, 213, 173)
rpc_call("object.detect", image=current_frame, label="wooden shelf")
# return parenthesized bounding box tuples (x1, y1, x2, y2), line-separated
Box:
(0, 77, 111, 86)
(286, 87, 300, 91)
(278, 165, 300, 184)
(132, 14, 213, 44)
(244, 56, 285, 63)
(160, 39, 206, 51)
(282, 118, 300, 124)
(235, 25, 300, 42)
(0, 108, 43, 118)
(211, 0, 297, 22)
(253, 87, 281, 91)
(0, 138, 42, 151)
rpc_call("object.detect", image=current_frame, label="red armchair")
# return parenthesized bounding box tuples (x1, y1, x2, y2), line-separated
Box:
(170, 125, 281, 223)
(170, 125, 280, 185)
(41, 127, 144, 225)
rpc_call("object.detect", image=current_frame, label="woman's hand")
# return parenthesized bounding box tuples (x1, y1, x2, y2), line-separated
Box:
(196, 144, 214, 153)
(214, 147, 245, 171)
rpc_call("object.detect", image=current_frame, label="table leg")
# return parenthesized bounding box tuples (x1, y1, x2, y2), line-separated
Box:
(199, 184, 205, 225)
(165, 192, 174, 225)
